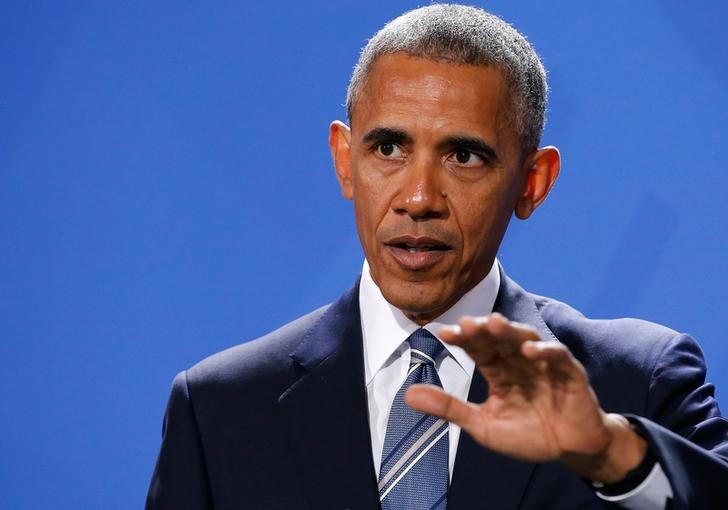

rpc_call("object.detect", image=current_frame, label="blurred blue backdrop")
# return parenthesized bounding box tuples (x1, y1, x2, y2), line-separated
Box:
(2, 1, 726, 508)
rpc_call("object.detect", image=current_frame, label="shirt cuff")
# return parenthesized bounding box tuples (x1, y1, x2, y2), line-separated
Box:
(595, 462, 674, 509)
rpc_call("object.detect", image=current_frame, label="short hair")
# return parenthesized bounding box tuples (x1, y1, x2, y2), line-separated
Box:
(346, 4, 548, 154)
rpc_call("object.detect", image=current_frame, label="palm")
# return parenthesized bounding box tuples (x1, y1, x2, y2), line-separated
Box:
(407, 313, 610, 464)
(474, 353, 606, 462)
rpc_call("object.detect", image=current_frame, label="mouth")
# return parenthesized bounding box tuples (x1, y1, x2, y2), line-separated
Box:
(391, 243, 450, 253)
(383, 236, 452, 270)
(385, 235, 452, 251)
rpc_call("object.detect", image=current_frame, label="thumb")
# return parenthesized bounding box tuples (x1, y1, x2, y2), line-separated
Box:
(405, 384, 480, 431)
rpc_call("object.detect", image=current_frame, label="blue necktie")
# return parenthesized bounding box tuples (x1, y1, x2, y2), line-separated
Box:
(378, 329, 449, 510)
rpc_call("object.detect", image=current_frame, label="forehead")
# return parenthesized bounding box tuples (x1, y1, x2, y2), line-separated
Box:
(351, 53, 513, 144)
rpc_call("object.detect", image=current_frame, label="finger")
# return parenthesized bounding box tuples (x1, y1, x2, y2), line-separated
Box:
(521, 340, 570, 362)
(439, 314, 529, 341)
(405, 384, 480, 431)
(481, 313, 540, 345)
(447, 314, 540, 363)
(521, 340, 589, 384)
(443, 318, 501, 365)
(439, 319, 500, 365)
(438, 324, 462, 344)
(467, 314, 539, 350)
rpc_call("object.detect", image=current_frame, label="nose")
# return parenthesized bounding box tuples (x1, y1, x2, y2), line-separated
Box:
(391, 156, 447, 220)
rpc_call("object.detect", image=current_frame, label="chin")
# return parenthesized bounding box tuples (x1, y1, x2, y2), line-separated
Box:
(379, 279, 445, 319)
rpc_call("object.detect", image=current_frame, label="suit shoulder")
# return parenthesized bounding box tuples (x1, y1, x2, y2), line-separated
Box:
(532, 293, 684, 368)
(529, 293, 705, 415)
(186, 304, 330, 387)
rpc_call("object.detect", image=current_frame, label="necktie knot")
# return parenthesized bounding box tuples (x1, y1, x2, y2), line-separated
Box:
(407, 328, 444, 366)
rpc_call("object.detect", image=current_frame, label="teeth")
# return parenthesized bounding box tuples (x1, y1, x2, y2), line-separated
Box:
(405, 245, 435, 252)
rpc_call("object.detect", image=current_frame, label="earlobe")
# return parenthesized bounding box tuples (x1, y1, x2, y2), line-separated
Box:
(329, 120, 354, 200)
(515, 146, 561, 220)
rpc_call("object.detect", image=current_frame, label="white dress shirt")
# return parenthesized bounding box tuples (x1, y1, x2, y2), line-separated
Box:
(358, 258, 672, 509)
(359, 258, 500, 479)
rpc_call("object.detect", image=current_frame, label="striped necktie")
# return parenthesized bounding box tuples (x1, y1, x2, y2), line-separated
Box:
(378, 328, 449, 510)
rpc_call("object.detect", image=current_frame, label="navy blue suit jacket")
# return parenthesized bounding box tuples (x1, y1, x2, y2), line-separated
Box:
(147, 271, 728, 509)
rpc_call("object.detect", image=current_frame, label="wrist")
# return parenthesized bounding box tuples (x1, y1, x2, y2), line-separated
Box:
(586, 413, 648, 484)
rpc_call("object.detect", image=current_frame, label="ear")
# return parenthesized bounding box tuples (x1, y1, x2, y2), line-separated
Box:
(514, 146, 560, 220)
(329, 120, 353, 200)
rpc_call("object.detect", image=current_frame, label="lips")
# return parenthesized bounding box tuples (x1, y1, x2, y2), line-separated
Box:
(384, 235, 452, 270)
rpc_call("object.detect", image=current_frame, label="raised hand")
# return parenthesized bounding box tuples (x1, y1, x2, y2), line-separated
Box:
(405, 313, 646, 483)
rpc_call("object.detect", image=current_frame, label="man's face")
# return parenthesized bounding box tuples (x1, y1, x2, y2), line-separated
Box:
(331, 53, 552, 324)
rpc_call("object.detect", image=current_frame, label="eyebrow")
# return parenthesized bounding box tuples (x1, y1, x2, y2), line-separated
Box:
(439, 136, 500, 164)
(362, 127, 412, 146)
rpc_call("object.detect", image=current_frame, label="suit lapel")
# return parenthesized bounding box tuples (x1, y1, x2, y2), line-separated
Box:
(449, 267, 558, 509)
(493, 267, 558, 344)
(278, 284, 381, 510)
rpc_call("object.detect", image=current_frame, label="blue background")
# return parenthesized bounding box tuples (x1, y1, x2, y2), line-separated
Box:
(2, 1, 726, 508)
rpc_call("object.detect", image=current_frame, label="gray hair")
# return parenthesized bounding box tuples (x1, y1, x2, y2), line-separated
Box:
(345, 4, 548, 154)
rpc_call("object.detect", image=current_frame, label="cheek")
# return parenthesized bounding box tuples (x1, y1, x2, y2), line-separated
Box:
(352, 187, 386, 249)
(353, 170, 395, 233)
(454, 186, 515, 247)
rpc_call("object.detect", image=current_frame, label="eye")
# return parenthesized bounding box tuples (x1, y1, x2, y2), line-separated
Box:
(451, 149, 484, 166)
(375, 142, 404, 159)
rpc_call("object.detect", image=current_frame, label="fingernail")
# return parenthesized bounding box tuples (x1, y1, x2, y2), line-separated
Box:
(473, 316, 489, 326)
(443, 325, 462, 335)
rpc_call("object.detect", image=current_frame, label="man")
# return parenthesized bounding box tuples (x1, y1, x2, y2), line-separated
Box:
(147, 5, 728, 509)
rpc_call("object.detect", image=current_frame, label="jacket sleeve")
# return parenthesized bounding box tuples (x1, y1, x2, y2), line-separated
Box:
(146, 371, 214, 510)
(626, 333, 728, 509)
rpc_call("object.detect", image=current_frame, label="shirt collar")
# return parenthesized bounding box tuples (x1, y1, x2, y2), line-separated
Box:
(359, 258, 501, 385)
